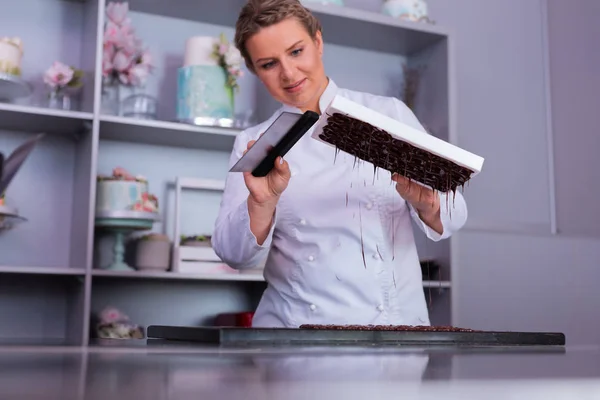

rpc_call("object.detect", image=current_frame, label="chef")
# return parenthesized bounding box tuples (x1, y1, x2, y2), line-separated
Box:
(212, 0, 468, 328)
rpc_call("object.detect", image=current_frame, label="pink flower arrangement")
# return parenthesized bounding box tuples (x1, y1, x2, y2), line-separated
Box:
(212, 33, 244, 92)
(43, 61, 83, 91)
(99, 307, 129, 324)
(132, 192, 159, 212)
(102, 1, 152, 87)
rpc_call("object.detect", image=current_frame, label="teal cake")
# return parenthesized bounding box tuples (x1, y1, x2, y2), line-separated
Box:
(176, 36, 235, 127)
(176, 65, 234, 126)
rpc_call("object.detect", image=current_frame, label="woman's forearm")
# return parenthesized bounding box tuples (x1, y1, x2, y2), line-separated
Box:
(247, 196, 278, 245)
(417, 207, 443, 235)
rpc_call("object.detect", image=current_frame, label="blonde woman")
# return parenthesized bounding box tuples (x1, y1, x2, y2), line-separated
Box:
(212, 0, 467, 328)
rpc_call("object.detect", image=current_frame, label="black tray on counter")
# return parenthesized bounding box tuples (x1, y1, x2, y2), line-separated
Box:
(146, 325, 565, 347)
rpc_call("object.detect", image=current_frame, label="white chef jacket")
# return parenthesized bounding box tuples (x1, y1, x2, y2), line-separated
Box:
(212, 78, 467, 328)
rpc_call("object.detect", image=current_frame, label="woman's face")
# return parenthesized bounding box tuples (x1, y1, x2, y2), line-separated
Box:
(246, 18, 327, 113)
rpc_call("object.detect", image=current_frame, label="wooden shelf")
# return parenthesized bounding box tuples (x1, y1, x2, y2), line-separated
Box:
(0, 265, 85, 276)
(92, 269, 264, 282)
(127, 0, 447, 55)
(0, 103, 92, 137)
(305, 2, 448, 54)
(98, 115, 239, 151)
(91, 269, 448, 288)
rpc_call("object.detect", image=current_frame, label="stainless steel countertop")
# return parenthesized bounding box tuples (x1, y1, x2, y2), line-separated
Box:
(1, 343, 599, 399)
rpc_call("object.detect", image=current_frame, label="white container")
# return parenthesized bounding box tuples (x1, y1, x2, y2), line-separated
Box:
(382, 0, 429, 22)
(135, 234, 170, 271)
(301, 0, 344, 6)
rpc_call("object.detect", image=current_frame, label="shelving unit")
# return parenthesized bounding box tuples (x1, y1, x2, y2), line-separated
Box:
(98, 115, 239, 150)
(92, 269, 265, 282)
(0, 0, 456, 345)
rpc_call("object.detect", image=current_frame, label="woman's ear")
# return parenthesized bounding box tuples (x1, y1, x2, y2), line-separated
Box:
(314, 31, 324, 56)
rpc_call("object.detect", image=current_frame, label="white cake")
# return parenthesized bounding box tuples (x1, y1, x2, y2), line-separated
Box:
(183, 36, 218, 67)
(95, 168, 158, 214)
(0, 37, 23, 76)
(176, 36, 235, 125)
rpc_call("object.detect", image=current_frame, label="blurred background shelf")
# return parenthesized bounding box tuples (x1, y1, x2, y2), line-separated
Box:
(98, 115, 239, 150)
(0, 265, 85, 276)
(0, 103, 92, 137)
(91, 269, 264, 282)
(126, 0, 448, 54)
(91, 269, 450, 288)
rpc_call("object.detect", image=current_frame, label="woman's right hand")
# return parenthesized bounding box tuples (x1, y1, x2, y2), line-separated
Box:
(243, 138, 291, 206)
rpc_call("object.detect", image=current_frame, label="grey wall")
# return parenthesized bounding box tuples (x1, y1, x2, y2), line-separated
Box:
(422, 0, 600, 344)
(547, 0, 600, 237)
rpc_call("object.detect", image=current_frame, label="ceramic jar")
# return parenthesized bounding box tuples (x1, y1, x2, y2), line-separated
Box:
(382, 0, 429, 22)
(135, 234, 170, 271)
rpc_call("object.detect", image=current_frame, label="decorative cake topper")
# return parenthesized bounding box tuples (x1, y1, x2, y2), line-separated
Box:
(212, 33, 244, 92)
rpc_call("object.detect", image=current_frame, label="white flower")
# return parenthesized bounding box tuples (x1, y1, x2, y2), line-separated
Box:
(130, 64, 149, 86)
(224, 46, 242, 68)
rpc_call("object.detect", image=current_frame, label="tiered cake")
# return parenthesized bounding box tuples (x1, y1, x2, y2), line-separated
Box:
(95, 167, 158, 215)
(176, 36, 234, 127)
(0, 37, 23, 76)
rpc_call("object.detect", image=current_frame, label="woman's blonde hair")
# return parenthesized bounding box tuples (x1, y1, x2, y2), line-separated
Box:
(234, 0, 322, 72)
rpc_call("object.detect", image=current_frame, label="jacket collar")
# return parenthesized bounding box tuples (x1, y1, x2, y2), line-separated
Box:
(280, 77, 338, 115)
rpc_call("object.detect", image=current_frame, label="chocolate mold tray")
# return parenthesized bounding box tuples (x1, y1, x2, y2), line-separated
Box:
(311, 95, 484, 193)
(147, 325, 565, 347)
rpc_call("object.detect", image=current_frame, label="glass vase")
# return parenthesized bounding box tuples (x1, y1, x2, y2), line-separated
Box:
(121, 87, 158, 120)
(47, 89, 71, 110)
(101, 82, 121, 116)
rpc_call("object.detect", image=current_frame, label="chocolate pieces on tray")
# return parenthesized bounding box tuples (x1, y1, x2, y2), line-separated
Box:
(299, 324, 481, 332)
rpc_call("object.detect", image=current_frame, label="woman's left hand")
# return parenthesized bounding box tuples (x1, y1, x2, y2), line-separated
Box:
(392, 173, 443, 234)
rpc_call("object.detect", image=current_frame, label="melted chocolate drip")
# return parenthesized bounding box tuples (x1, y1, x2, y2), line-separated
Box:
(358, 203, 366, 268)
(320, 113, 474, 193)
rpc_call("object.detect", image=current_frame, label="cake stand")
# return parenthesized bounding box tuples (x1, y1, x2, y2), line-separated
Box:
(177, 116, 235, 128)
(95, 210, 160, 271)
(0, 72, 32, 101)
(0, 204, 27, 230)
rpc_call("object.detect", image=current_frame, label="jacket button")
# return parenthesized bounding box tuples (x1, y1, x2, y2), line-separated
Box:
(300, 218, 307, 225)
(373, 253, 381, 260)
(310, 304, 317, 311)
(377, 304, 384, 312)
(365, 202, 373, 210)
(308, 255, 315, 261)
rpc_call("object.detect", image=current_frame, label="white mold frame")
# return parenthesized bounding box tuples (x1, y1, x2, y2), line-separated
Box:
(171, 177, 226, 272)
